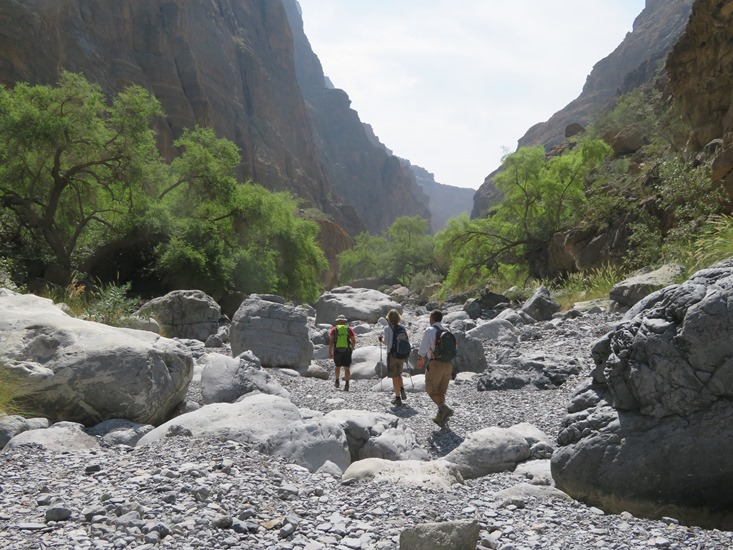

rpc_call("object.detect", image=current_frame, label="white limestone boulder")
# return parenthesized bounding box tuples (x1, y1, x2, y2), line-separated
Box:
(342, 457, 463, 489)
(4, 421, 99, 451)
(315, 287, 402, 325)
(0, 291, 193, 426)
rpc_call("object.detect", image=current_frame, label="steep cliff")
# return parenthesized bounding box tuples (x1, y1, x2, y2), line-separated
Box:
(0, 0, 430, 240)
(0, 1, 335, 207)
(666, 0, 733, 193)
(282, 0, 432, 234)
(472, 0, 694, 218)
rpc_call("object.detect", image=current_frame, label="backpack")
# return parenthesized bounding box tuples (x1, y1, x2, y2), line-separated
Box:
(335, 324, 351, 351)
(389, 324, 411, 360)
(433, 326, 457, 361)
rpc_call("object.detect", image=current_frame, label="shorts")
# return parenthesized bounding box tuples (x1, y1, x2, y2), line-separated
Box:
(333, 348, 352, 367)
(387, 354, 405, 378)
(425, 359, 452, 397)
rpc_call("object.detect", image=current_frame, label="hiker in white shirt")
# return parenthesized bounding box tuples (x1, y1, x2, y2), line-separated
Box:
(417, 310, 454, 426)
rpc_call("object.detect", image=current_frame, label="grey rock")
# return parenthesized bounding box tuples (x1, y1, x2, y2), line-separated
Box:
(609, 263, 685, 307)
(200, 351, 289, 404)
(230, 296, 313, 369)
(136, 289, 221, 341)
(521, 286, 560, 321)
(399, 520, 480, 550)
(314, 287, 402, 325)
(5, 421, 99, 451)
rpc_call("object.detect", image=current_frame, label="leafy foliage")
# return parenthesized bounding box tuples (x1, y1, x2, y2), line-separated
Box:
(435, 139, 612, 289)
(337, 216, 435, 286)
(0, 72, 161, 270)
(692, 215, 733, 269)
(0, 73, 327, 302)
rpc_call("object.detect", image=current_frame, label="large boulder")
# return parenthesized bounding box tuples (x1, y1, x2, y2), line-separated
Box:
(199, 352, 289, 404)
(136, 290, 221, 341)
(87, 419, 154, 447)
(453, 332, 488, 375)
(552, 263, 733, 528)
(324, 409, 427, 462)
(444, 423, 551, 480)
(137, 393, 301, 447)
(0, 415, 49, 449)
(342, 458, 463, 489)
(466, 319, 518, 343)
(230, 296, 313, 369)
(476, 352, 584, 391)
(0, 290, 193, 426)
(259, 417, 350, 473)
(608, 263, 685, 308)
(400, 520, 480, 550)
(4, 421, 99, 451)
(521, 285, 560, 321)
(315, 287, 402, 324)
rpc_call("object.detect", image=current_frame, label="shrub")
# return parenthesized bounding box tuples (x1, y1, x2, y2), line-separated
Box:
(693, 215, 733, 269)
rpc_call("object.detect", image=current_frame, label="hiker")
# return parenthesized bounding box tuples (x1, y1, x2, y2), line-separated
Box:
(379, 308, 409, 406)
(417, 310, 454, 426)
(328, 314, 356, 391)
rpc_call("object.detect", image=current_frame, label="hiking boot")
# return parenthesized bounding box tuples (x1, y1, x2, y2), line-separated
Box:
(344, 380, 350, 392)
(400, 386, 407, 400)
(334, 378, 339, 389)
(437, 404, 454, 426)
(391, 396, 402, 406)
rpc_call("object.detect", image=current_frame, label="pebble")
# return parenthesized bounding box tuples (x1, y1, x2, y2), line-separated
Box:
(2, 309, 732, 548)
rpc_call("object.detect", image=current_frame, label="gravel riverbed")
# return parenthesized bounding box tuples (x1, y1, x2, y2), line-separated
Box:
(2, 310, 732, 549)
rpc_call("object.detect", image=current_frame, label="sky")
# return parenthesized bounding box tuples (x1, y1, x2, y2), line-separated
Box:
(300, 0, 647, 189)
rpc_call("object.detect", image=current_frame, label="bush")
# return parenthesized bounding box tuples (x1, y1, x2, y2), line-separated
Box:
(551, 264, 626, 309)
(693, 215, 733, 269)
(43, 275, 140, 326)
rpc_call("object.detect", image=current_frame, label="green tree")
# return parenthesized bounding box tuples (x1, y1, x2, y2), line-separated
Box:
(436, 139, 612, 288)
(0, 71, 162, 273)
(337, 232, 390, 282)
(386, 216, 434, 283)
(0, 73, 328, 302)
(336, 216, 435, 285)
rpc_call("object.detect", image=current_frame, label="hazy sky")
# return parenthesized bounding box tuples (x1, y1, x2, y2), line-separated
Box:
(300, 1, 646, 189)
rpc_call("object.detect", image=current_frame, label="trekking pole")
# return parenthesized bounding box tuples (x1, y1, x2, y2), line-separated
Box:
(379, 340, 383, 392)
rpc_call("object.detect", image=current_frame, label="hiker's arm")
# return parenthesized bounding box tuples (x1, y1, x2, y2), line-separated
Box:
(417, 355, 424, 369)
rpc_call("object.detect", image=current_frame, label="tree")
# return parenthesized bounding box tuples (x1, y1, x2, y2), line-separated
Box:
(0, 73, 328, 302)
(435, 139, 612, 288)
(0, 71, 162, 273)
(336, 216, 435, 285)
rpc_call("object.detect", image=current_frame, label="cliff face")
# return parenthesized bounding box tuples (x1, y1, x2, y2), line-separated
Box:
(282, 0, 431, 234)
(666, 0, 733, 192)
(0, 0, 429, 238)
(0, 1, 336, 208)
(472, 0, 694, 218)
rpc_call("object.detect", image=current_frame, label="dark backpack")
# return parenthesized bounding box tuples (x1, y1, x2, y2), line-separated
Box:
(433, 327, 457, 361)
(389, 324, 411, 360)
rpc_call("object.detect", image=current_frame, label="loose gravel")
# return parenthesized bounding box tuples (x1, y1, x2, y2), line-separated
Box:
(2, 310, 732, 549)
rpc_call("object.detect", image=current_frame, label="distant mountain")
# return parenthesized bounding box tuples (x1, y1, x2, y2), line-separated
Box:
(472, 0, 694, 219)
(283, 0, 432, 235)
(403, 162, 475, 232)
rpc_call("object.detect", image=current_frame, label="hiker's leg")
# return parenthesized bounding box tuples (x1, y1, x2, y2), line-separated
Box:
(391, 376, 402, 396)
(334, 366, 341, 387)
(344, 367, 350, 382)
